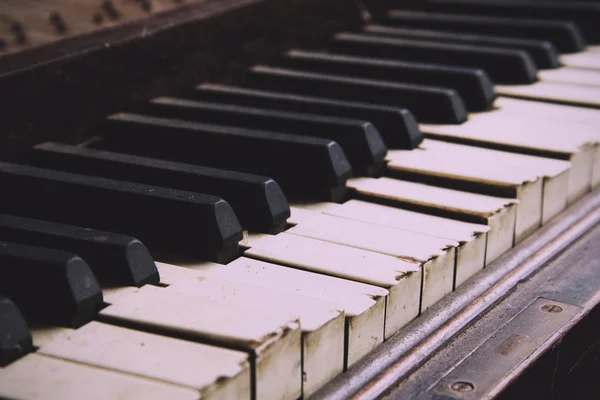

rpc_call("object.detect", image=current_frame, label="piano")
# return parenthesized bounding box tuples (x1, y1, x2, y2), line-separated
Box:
(0, 1, 599, 399)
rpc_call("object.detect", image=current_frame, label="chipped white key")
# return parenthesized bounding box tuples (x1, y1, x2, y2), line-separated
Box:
(559, 52, 600, 70)
(496, 81, 600, 108)
(539, 67, 600, 88)
(347, 177, 517, 264)
(153, 263, 343, 397)
(160, 257, 388, 370)
(420, 110, 596, 203)
(296, 200, 489, 287)
(33, 322, 250, 400)
(285, 208, 456, 311)
(100, 285, 302, 400)
(241, 232, 422, 342)
(0, 353, 199, 400)
(483, 98, 600, 188)
(387, 139, 571, 229)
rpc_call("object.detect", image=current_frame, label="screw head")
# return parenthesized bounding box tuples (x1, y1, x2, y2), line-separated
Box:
(541, 304, 563, 313)
(450, 381, 474, 392)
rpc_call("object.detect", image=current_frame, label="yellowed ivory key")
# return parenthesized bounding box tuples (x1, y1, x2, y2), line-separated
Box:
(159, 257, 388, 369)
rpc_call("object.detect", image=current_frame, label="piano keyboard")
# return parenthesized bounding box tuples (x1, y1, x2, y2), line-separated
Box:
(1, 1, 600, 399)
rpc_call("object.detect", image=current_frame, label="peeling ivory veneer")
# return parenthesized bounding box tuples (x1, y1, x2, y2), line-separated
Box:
(166, 257, 388, 369)
(283, 207, 456, 312)
(33, 322, 251, 400)
(387, 139, 571, 228)
(0, 353, 201, 400)
(153, 262, 343, 397)
(295, 200, 489, 288)
(240, 232, 422, 340)
(100, 284, 302, 400)
(420, 108, 596, 204)
(347, 177, 517, 265)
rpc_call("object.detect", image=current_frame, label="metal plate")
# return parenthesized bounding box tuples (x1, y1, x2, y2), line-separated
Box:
(432, 298, 580, 399)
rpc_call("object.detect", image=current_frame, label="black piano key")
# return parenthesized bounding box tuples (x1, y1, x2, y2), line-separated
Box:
(143, 97, 386, 175)
(31, 142, 291, 233)
(422, 0, 600, 43)
(100, 113, 352, 202)
(186, 84, 423, 149)
(0, 296, 33, 366)
(244, 66, 468, 124)
(272, 49, 496, 112)
(0, 163, 242, 263)
(363, 25, 560, 69)
(330, 33, 538, 84)
(384, 10, 586, 53)
(0, 214, 159, 287)
(0, 241, 103, 328)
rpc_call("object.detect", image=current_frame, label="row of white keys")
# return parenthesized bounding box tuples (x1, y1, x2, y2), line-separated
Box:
(241, 231, 423, 338)
(559, 51, 600, 70)
(0, 353, 201, 400)
(30, 279, 304, 400)
(243, 208, 452, 315)
(155, 262, 344, 397)
(98, 283, 303, 400)
(347, 176, 517, 264)
(31, 322, 251, 400)
(385, 138, 572, 238)
(420, 107, 599, 203)
(285, 207, 457, 312)
(168, 257, 388, 370)
(294, 200, 489, 287)
(495, 97, 600, 187)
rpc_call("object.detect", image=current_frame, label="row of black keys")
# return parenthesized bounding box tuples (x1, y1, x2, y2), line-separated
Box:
(1, 5, 596, 269)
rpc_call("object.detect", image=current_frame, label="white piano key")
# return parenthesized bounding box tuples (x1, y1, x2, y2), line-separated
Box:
(33, 322, 250, 400)
(347, 177, 517, 264)
(539, 67, 600, 88)
(559, 52, 600, 70)
(158, 257, 388, 370)
(100, 285, 302, 400)
(387, 139, 571, 227)
(494, 97, 600, 128)
(480, 97, 600, 189)
(153, 263, 344, 397)
(588, 46, 600, 53)
(385, 149, 540, 242)
(496, 81, 600, 108)
(285, 209, 457, 312)
(0, 353, 199, 400)
(295, 200, 489, 287)
(420, 110, 596, 203)
(241, 232, 422, 342)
